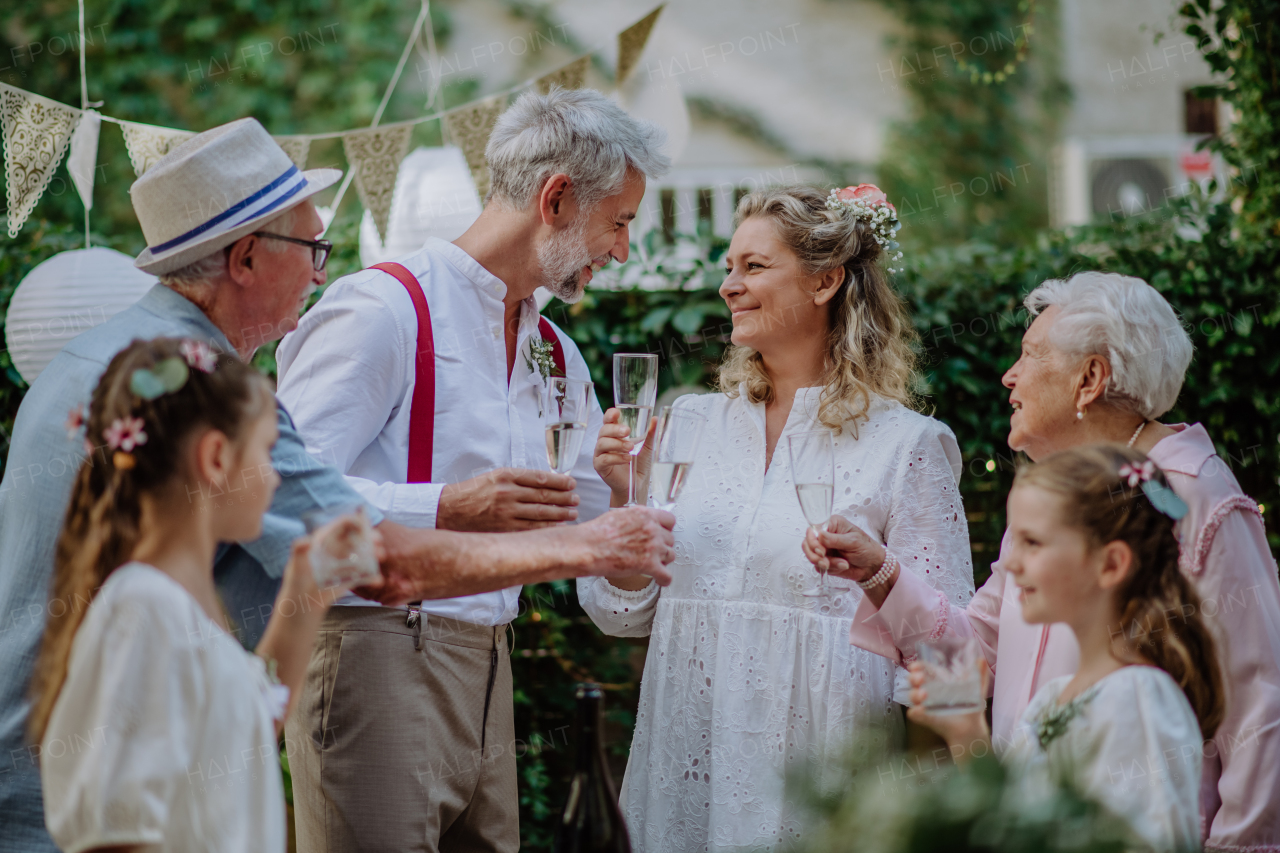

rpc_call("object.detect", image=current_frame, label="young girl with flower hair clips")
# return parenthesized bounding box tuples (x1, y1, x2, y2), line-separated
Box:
(908, 444, 1224, 852)
(29, 337, 366, 853)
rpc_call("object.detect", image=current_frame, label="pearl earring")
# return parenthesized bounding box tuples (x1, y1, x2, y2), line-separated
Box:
(1076, 409, 1084, 420)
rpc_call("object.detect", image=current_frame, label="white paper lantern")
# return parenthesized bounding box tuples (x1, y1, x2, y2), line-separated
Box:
(5, 248, 157, 384)
(359, 146, 483, 267)
(616, 73, 690, 165)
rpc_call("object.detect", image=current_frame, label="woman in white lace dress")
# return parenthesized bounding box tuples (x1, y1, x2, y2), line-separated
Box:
(578, 185, 975, 853)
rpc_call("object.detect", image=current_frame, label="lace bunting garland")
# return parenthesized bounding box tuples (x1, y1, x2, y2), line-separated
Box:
(536, 56, 591, 95)
(272, 135, 311, 170)
(0, 83, 82, 238)
(66, 109, 102, 211)
(119, 120, 195, 177)
(0, 5, 663, 233)
(341, 124, 413, 243)
(617, 5, 664, 84)
(445, 95, 505, 199)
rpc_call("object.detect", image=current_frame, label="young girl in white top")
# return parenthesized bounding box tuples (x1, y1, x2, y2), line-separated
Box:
(907, 445, 1224, 852)
(28, 337, 361, 853)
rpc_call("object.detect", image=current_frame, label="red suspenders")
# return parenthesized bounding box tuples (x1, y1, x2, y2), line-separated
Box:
(368, 261, 567, 485)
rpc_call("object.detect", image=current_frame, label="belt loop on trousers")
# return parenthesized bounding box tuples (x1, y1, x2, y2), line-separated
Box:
(406, 602, 423, 651)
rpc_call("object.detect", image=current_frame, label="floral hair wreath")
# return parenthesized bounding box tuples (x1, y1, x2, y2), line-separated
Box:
(825, 184, 904, 274)
(66, 339, 220, 470)
(1118, 460, 1188, 521)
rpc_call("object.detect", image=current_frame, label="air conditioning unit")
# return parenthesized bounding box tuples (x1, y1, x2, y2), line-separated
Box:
(1049, 135, 1225, 226)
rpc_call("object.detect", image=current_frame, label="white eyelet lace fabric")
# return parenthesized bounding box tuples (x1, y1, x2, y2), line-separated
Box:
(578, 388, 975, 852)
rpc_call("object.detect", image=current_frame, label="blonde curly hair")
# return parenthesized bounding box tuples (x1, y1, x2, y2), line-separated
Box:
(718, 185, 919, 434)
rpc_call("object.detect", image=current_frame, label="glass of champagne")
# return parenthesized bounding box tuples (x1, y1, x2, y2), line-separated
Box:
(787, 430, 835, 598)
(612, 353, 658, 507)
(916, 637, 985, 714)
(650, 406, 705, 511)
(543, 378, 593, 474)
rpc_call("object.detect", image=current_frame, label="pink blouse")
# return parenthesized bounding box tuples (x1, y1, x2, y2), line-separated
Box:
(848, 424, 1280, 852)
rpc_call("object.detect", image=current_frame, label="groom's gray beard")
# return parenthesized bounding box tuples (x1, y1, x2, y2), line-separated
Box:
(537, 216, 591, 304)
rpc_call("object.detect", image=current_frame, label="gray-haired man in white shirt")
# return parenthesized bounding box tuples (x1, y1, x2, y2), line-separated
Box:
(276, 88, 670, 852)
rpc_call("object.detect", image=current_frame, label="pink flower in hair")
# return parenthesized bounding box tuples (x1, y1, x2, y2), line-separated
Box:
(180, 339, 218, 373)
(104, 416, 148, 452)
(65, 405, 85, 440)
(836, 183, 895, 214)
(1119, 460, 1156, 488)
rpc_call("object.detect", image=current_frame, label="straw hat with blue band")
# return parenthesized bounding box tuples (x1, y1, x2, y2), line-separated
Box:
(131, 118, 342, 275)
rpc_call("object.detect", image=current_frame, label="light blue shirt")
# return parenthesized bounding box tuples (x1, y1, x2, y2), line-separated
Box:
(0, 284, 379, 851)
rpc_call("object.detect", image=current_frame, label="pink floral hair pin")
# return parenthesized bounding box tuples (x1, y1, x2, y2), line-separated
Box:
(825, 184, 904, 273)
(180, 339, 218, 373)
(65, 404, 85, 441)
(104, 416, 147, 470)
(1118, 460, 1155, 487)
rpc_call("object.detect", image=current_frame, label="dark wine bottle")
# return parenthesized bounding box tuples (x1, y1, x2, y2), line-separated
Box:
(552, 682, 632, 853)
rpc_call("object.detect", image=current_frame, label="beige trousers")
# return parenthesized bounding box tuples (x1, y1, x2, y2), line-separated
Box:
(286, 606, 517, 853)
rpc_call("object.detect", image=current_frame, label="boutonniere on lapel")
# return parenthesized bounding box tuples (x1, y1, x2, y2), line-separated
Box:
(525, 334, 565, 417)
(525, 336, 562, 382)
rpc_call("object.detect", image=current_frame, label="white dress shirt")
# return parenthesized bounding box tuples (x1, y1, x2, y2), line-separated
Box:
(276, 237, 610, 625)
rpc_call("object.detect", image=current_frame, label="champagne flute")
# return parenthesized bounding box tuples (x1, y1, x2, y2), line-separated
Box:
(787, 430, 835, 598)
(650, 406, 705, 511)
(612, 353, 658, 507)
(543, 378, 593, 474)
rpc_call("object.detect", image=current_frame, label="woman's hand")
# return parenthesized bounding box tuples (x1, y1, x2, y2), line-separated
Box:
(904, 659, 992, 762)
(594, 407, 655, 506)
(801, 515, 887, 582)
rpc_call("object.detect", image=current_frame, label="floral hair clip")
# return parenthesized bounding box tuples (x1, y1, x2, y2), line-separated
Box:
(1118, 460, 1188, 521)
(104, 416, 147, 470)
(825, 184, 904, 274)
(180, 339, 218, 373)
(65, 404, 85, 441)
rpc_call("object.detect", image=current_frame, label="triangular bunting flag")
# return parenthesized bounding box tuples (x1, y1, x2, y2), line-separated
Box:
(67, 109, 102, 211)
(119, 120, 195, 176)
(273, 135, 311, 170)
(0, 82, 82, 238)
(341, 124, 413, 243)
(617, 6, 663, 84)
(537, 55, 591, 95)
(445, 96, 505, 199)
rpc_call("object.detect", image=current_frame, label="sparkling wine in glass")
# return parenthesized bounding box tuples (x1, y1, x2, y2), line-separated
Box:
(916, 637, 985, 715)
(650, 406, 705, 511)
(612, 353, 658, 507)
(787, 430, 835, 598)
(544, 378, 593, 474)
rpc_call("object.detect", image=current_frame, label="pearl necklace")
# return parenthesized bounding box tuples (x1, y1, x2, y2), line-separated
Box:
(1127, 421, 1148, 448)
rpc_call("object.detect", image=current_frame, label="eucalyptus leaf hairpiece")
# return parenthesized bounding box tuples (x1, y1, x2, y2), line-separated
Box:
(129, 357, 190, 401)
(1119, 461, 1188, 521)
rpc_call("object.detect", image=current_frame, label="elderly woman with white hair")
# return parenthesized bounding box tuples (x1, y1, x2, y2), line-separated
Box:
(808, 271, 1280, 851)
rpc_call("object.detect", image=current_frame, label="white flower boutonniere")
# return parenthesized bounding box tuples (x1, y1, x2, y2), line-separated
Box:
(525, 336, 557, 381)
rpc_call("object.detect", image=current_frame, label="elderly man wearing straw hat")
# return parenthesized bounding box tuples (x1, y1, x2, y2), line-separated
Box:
(0, 117, 675, 853)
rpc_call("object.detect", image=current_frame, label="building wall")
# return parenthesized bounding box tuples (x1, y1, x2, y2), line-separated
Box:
(1059, 0, 1215, 138)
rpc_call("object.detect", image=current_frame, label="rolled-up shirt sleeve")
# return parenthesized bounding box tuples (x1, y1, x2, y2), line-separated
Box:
(276, 284, 444, 528)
